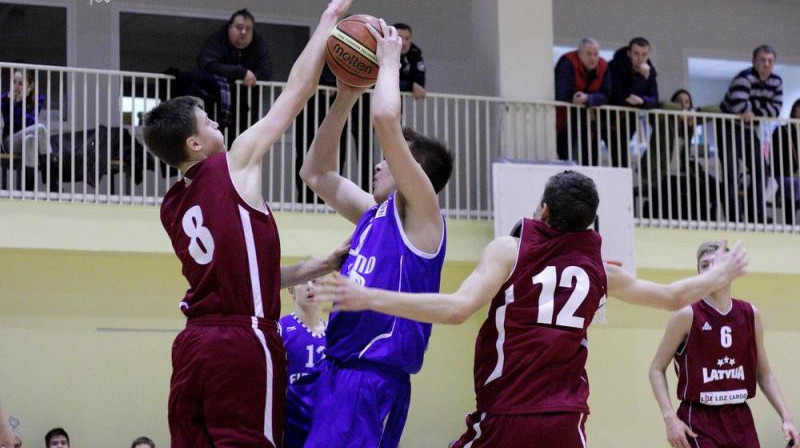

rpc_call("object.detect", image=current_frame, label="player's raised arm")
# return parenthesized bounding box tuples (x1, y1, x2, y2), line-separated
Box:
(299, 82, 377, 224)
(752, 306, 799, 446)
(648, 308, 697, 448)
(316, 236, 518, 324)
(366, 20, 446, 253)
(607, 242, 747, 310)
(227, 0, 353, 189)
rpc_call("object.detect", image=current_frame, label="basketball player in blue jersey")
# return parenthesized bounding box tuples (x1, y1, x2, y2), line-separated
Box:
(280, 279, 327, 448)
(299, 19, 454, 448)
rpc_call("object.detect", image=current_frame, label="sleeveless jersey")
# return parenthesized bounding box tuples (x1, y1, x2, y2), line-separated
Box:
(160, 152, 282, 320)
(325, 192, 446, 374)
(674, 298, 757, 405)
(280, 313, 326, 434)
(473, 218, 607, 414)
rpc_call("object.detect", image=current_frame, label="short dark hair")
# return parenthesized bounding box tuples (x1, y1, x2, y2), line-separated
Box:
(393, 23, 412, 33)
(752, 44, 776, 60)
(228, 8, 255, 27)
(143, 96, 204, 167)
(131, 436, 156, 448)
(45, 427, 69, 446)
(670, 89, 694, 109)
(402, 127, 453, 194)
(541, 170, 599, 233)
(791, 98, 800, 119)
(628, 37, 650, 49)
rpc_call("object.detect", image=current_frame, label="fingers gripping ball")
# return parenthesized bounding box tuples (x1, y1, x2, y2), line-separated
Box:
(325, 14, 382, 87)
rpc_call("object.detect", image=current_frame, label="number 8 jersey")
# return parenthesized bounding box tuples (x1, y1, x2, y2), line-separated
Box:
(160, 153, 282, 320)
(473, 218, 607, 415)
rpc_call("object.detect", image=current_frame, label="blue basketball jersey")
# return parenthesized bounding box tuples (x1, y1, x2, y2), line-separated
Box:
(280, 312, 326, 448)
(325, 193, 446, 374)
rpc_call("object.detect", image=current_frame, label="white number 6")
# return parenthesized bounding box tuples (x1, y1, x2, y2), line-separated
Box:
(720, 326, 732, 348)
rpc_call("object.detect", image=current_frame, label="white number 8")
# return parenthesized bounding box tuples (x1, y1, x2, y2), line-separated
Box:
(720, 326, 732, 348)
(182, 205, 215, 265)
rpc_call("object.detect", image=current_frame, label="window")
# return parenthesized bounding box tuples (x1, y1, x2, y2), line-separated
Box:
(0, 3, 67, 66)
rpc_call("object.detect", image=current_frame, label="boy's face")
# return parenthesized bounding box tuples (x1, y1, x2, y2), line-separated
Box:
(190, 107, 225, 157)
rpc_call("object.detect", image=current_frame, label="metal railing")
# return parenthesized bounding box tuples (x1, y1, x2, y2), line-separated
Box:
(1, 62, 177, 205)
(2, 62, 798, 233)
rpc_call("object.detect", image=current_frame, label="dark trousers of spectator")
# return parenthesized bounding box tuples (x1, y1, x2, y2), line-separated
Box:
(602, 110, 635, 168)
(715, 120, 766, 223)
(293, 92, 373, 203)
(777, 177, 799, 225)
(556, 108, 601, 166)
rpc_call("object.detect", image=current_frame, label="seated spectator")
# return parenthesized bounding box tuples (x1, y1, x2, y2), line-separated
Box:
(770, 98, 800, 225)
(394, 23, 426, 99)
(717, 44, 782, 224)
(554, 38, 610, 165)
(607, 37, 659, 167)
(130, 436, 155, 448)
(1, 69, 52, 190)
(640, 89, 717, 220)
(44, 428, 68, 448)
(197, 8, 272, 135)
(643, 89, 695, 183)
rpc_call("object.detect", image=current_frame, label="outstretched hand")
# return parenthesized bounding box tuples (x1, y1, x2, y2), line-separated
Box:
(313, 272, 372, 311)
(366, 19, 402, 68)
(324, 236, 352, 272)
(710, 240, 748, 283)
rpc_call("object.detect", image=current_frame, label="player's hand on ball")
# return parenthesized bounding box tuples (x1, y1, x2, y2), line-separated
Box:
(366, 19, 401, 68)
(337, 78, 368, 97)
(665, 414, 697, 448)
(315, 273, 371, 311)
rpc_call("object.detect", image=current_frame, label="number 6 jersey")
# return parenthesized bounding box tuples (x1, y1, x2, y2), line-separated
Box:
(674, 299, 757, 405)
(473, 218, 607, 415)
(160, 152, 282, 320)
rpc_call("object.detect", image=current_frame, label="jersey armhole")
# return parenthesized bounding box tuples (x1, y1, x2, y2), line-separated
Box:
(391, 193, 445, 259)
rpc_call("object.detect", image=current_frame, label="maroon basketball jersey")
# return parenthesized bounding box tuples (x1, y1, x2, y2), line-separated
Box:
(674, 299, 757, 405)
(473, 218, 607, 414)
(160, 152, 282, 320)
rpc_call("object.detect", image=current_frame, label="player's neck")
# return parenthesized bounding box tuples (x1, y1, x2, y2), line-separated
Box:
(295, 308, 325, 334)
(706, 289, 732, 312)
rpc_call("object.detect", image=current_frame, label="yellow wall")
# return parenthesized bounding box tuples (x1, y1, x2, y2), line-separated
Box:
(0, 201, 798, 447)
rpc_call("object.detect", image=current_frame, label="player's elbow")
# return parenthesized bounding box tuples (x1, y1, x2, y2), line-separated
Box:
(443, 308, 469, 325)
(371, 105, 400, 127)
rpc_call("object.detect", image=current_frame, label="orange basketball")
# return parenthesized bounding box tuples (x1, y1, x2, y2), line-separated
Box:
(325, 14, 382, 87)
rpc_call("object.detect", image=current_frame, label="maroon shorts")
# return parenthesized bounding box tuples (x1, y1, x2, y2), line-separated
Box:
(450, 411, 588, 448)
(678, 401, 760, 448)
(168, 315, 287, 448)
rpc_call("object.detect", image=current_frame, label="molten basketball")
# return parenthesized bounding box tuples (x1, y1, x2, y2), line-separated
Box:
(325, 14, 382, 87)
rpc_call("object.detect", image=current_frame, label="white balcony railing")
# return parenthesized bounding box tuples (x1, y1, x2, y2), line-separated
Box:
(2, 62, 798, 233)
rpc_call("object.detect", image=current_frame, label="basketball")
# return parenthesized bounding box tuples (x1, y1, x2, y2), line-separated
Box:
(325, 14, 382, 87)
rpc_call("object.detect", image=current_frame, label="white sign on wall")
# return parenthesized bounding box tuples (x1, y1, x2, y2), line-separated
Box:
(492, 163, 636, 322)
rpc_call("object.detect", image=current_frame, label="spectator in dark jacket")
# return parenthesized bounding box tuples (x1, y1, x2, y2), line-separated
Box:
(606, 37, 659, 167)
(554, 38, 611, 165)
(394, 23, 426, 99)
(197, 8, 273, 135)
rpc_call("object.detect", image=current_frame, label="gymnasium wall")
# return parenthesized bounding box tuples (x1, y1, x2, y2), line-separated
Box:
(1, 201, 798, 447)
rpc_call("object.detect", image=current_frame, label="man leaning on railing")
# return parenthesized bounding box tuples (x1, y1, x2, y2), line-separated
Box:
(717, 44, 782, 224)
(554, 38, 611, 166)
